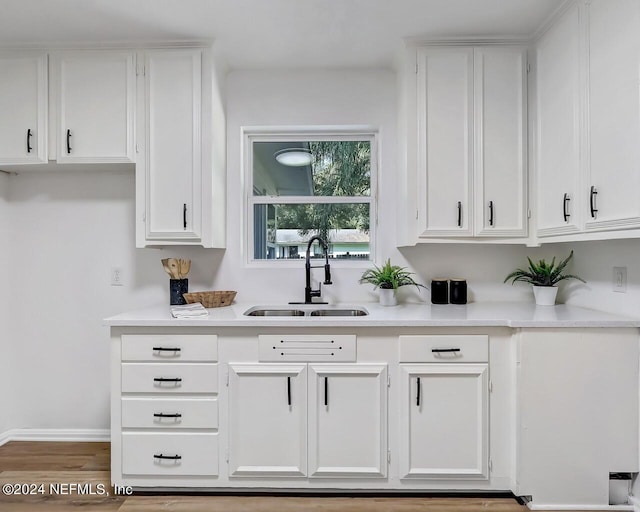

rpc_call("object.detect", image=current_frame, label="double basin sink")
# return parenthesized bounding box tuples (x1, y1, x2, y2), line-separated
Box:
(244, 306, 368, 317)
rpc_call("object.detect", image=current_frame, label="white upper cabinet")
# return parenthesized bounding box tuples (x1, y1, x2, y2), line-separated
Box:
(410, 45, 527, 241)
(136, 47, 226, 248)
(416, 47, 473, 237)
(53, 51, 135, 163)
(139, 49, 202, 243)
(0, 52, 47, 164)
(535, 3, 582, 237)
(535, 0, 640, 240)
(474, 48, 527, 237)
(585, 0, 640, 232)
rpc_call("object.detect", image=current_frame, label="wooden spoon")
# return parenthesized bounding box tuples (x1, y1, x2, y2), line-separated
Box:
(179, 259, 191, 278)
(167, 258, 181, 279)
(161, 258, 173, 277)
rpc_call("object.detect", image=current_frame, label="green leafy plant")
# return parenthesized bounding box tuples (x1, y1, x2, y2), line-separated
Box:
(359, 259, 425, 291)
(504, 250, 586, 287)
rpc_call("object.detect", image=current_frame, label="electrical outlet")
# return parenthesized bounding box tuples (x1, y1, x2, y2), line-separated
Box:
(612, 266, 627, 293)
(111, 267, 124, 286)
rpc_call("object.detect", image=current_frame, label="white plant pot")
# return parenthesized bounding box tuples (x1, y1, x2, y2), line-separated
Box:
(379, 288, 398, 307)
(532, 285, 558, 306)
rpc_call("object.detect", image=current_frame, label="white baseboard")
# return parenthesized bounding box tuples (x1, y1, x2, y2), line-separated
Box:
(629, 495, 639, 512)
(0, 428, 110, 446)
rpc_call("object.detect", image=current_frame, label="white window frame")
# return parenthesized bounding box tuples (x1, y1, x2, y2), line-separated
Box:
(243, 126, 378, 268)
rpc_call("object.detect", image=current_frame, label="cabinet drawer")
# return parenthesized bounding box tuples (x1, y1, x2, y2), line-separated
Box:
(399, 335, 488, 363)
(121, 335, 217, 362)
(259, 334, 356, 362)
(122, 432, 218, 476)
(121, 363, 218, 393)
(121, 397, 218, 429)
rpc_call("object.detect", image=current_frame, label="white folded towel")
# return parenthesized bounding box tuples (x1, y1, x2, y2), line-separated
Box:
(170, 303, 209, 318)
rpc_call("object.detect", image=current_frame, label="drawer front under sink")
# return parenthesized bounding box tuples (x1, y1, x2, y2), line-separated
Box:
(259, 334, 356, 362)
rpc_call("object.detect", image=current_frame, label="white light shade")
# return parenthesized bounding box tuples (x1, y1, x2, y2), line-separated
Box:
(275, 148, 313, 166)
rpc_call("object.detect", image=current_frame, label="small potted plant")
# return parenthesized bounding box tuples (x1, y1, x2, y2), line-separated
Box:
(359, 259, 425, 306)
(504, 250, 585, 306)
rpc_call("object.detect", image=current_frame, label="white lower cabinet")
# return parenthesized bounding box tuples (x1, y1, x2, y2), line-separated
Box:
(516, 329, 639, 507)
(228, 364, 308, 477)
(399, 364, 489, 479)
(113, 334, 220, 485)
(228, 363, 388, 479)
(308, 365, 388, 478)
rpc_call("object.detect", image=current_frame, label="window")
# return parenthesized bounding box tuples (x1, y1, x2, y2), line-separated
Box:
(246, 129, 376, 263)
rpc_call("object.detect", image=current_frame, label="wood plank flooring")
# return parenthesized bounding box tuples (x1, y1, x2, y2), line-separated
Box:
(0, 441, 603, 511)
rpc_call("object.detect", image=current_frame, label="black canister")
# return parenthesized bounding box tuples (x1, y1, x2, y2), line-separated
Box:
(431, 279, 449, 304)
(450, 279, 468, 305)
(169, 279, 189, 305)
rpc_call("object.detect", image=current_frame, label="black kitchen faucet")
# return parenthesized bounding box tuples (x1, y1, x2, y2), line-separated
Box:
(290, 235, 332, 304)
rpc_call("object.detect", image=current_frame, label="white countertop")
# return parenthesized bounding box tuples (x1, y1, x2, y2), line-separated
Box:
(104, 301, 640, 328)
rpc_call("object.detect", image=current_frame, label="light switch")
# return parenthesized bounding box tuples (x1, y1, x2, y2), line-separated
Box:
(612, 267, 627, 293)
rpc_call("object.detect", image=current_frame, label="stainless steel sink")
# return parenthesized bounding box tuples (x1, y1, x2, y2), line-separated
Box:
(244, 306, 369, 317)
(245, 309, 306, 317)
(309, 308, 368, 317)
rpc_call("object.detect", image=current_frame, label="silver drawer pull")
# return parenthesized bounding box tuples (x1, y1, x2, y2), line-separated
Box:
(431, 348, 461, 353)
(153, 412, 182, 419)
(153, 453, 182, 461)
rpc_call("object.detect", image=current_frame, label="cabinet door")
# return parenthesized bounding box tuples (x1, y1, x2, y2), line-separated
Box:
(228, 364, 307, 477)
(535, 3, 583, 236)
(55, 51, 135, 163)
(308, 364, 387, 478)
(142, 49, 202, 242)
(399, 364, 488, 479)
(585, 0, 640, 231)
(474, 47, 527, 237)
(416, 47, 473, 236)
(0, 52, 47, 164)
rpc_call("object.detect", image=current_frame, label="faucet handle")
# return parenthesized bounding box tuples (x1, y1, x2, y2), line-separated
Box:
(324, 264, 332, 285)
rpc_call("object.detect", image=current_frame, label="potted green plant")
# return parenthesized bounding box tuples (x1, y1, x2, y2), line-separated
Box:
(504, 250, 585, 305)
(359, 259, 425, 306)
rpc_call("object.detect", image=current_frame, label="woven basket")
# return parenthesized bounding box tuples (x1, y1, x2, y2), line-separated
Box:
(183, 290, 237, 308)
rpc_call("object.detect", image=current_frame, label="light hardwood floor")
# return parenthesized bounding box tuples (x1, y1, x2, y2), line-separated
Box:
(0, 442, 602, 511)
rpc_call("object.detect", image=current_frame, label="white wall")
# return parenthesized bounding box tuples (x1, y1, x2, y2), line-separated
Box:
(220, 69, 405, 304)
(7, 170, 220, 430)
(0, 172, 12, 435)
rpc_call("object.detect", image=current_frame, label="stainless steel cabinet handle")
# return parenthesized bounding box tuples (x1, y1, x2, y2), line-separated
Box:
(27, 129, 33, 153)
(489, 201, 494, 226)
(66, 129, 72, 154)
(457, 201, 462, 227)
(590, 186, 598, 218)
(416, 377, 421, 407)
